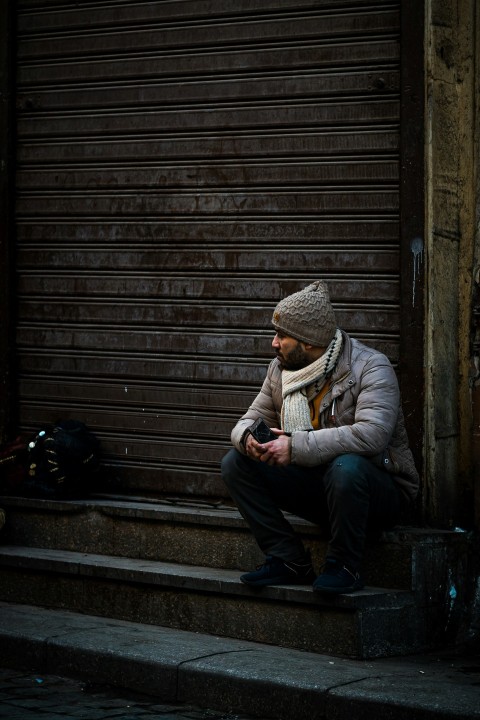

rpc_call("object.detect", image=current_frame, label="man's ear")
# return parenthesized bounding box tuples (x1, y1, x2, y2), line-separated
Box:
(303, 343, 327, 360)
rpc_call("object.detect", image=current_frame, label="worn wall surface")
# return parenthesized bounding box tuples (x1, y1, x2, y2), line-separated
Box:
(473, 16, 480, 527)
(425, 0, 478, 526)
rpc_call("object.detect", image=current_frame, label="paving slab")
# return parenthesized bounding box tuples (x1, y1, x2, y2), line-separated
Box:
(327, 671, 480, 720)
(0, 602, 478, 720)
(0, 667, 258, 720)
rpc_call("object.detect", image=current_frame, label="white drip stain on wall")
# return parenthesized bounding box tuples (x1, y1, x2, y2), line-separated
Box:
(411, 237, 424, 307)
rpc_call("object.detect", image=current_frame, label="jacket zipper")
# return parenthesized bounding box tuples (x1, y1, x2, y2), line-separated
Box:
(330, 398, 337, 426)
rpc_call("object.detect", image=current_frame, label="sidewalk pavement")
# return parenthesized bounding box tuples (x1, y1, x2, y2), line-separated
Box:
(0, 666, 265, 720)
(0, 602, 479, 720)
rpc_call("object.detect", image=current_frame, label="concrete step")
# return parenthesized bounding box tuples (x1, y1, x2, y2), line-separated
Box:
(2, 602, 478, 720)
(0, 494, 466, 591)
(0, 544, 420, 659)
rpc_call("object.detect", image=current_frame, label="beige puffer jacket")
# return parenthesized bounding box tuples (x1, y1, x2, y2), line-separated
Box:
(231, 331, 419, 503)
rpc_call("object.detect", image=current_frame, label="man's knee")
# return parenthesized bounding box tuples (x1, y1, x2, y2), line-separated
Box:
(330, 453, 371, 475)
(323, 454, 371, 494)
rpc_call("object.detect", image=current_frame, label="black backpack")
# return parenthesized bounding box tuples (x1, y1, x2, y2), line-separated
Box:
(1, 420, 101, 500)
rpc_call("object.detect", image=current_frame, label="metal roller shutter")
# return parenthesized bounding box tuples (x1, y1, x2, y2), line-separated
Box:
(15, 0, 401, 498)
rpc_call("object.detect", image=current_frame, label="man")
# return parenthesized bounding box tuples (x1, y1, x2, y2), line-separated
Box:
(221, 280, 419, 594)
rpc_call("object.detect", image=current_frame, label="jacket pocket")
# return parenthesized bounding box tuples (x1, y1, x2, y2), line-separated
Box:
(371, 447, 400, 474)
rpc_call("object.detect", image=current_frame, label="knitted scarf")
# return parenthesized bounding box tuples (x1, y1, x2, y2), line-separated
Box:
(281, 328, 343, 433)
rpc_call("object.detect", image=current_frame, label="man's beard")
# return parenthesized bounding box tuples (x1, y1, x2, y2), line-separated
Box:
(275, 343, 310, 371)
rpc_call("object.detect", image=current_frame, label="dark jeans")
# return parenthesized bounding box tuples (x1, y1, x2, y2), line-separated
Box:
(221, 448, 402, 571)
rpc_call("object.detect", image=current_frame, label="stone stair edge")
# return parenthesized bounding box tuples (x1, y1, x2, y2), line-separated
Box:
(0, 494, 255, 528)
(0, 544, 414, 610)
(0, 493, 466, 544)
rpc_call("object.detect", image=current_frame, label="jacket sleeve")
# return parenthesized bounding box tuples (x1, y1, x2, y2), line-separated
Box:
(231, 360, 280, 453)
(290, 355, 400, 466)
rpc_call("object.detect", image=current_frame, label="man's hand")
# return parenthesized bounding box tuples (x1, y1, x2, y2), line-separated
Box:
(245, 428, 291, 466)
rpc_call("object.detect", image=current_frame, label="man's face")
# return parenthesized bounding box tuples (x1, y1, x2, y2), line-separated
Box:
(272, 331, 310, 370)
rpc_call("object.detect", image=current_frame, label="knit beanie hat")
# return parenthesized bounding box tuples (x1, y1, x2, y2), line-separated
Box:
(272, 280, 337, 347)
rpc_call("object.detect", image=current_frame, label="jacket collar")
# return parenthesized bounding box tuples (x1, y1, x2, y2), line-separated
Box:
(329, 330, 355, 396)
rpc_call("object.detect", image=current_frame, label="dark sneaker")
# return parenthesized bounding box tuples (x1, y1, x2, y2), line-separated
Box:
(313, 558, 364, 594)
(240, 553, 315, 587)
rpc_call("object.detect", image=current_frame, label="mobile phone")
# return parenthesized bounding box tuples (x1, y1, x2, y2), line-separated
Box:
(248, 418, 277, 443)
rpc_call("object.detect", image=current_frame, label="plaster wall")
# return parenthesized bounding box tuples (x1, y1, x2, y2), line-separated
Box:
(425, 0, 478, 526)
